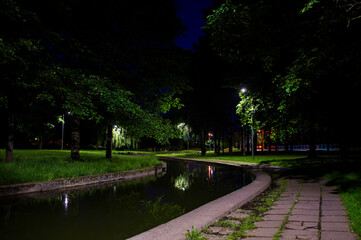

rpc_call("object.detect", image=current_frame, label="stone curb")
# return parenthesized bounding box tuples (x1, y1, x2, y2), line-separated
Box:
(0, 163, 166, 197)
(128, 157, 272, 240)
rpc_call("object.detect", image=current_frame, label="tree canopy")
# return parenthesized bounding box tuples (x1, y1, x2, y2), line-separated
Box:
(1, 0, 189, 161)
(205, 0, 361, 155)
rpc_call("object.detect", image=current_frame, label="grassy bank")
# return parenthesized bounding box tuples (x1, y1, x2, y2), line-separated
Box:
(163, 152, 309, 167)
(0, 149, 160, 185)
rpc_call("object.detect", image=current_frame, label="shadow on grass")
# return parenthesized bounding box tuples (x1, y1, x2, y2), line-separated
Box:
(259, 153, 361, 180)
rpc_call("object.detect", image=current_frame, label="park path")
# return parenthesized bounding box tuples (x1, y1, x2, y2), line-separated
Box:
(202, 177, 357, 240)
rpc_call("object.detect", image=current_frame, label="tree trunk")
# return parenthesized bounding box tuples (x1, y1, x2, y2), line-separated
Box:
(268, 129, 272, 152)
(253, 130, 257, 157)
(106, 123, 113, 159)
(39, 136, 43, 150)
(246, 128, 250, 155)
(241, 127, 245, 156)
(308, 123, 317, 159)
(5, 106, 15, 163)
(201, 130, 206, 156)
(71, 116, 81, 160)
(228, 134, 233, 155)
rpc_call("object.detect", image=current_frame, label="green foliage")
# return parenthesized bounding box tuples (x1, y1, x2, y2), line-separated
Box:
(300, 0, 320, 14)
(236, 90, 264, 131)
(177, 123, 190, 140)
(205, 1, 251, 63)
(185, 226, 206, 240)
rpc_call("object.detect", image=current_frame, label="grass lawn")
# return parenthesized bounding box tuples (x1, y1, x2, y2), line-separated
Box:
(0, 149, 160, 185)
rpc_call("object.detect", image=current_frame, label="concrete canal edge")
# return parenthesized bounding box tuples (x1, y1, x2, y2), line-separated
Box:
(128, 156, 272, 240)
(0, 163, 166, 197)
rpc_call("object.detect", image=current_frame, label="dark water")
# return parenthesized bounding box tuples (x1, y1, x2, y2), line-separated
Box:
(0, 159, 253, 240)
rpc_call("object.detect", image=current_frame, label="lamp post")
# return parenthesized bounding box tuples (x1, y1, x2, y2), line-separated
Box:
(240, 88, 255, 160)
(61, 112, 70, 150)
(241, 88, 247, 156)
(251, 101, 255, 160)
(61, 114, 64, 150)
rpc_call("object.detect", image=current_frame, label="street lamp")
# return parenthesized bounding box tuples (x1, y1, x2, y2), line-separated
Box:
(61, 114, 65, 150)
(251, 101, 255, 160)
(240, 88, 255, 160)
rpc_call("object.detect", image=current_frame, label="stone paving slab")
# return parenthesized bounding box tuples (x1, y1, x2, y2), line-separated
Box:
(298, 196, 320, 201)
(291, 209, 319, 215)
(321, 215, 349, 222)
(321, 222, 351, 231)
(274, 200, 294, 205)
(322, 210, 347, 216)
(288, 214, 319, 222)
(263, 214, 286, 221)
(255, 220, 283, 228)
(285, 221, 318, 230)
(296, 200, 320, 205)
(281, 229, 318, 239)
(322, 200, 343, 205)
(277, 197, 297, 201)
(272, 204, 293, 209)
(322, 194, 341, 200)
(267, 209, 290, 215)
(293, 204, 319, 210)
(321, 231, 356, 240)
(322, 205, 345, 211)
(246, 227, 279, 237)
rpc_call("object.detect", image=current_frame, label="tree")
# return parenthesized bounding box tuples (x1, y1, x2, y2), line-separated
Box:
(0, 0, 49, 162)
(205, 0, 361, 156)
(1, 0, 189, 161)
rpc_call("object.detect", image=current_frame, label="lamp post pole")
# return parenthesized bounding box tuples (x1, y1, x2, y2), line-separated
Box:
(241, 88, 255, 159)
(251, 110, 255, 160)
(61, 114, 64, 150)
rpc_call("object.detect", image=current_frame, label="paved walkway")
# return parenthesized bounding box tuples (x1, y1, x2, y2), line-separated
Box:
(203, 177, 357, 240)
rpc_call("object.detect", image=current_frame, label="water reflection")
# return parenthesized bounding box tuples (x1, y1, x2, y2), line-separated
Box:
(207, 166, 215, 182)
(59, 193, 69, 212)
(174, 173, 190, 191)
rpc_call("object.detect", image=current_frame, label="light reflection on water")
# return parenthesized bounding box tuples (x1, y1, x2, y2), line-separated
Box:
(60, 194, 69, 212)
(0, 159, 253, 240)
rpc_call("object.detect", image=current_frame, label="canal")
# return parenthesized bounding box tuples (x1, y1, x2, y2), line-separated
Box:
(0, 159, 254, 240)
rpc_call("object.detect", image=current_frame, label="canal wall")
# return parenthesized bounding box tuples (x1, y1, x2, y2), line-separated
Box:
(0, 163, 166, 197)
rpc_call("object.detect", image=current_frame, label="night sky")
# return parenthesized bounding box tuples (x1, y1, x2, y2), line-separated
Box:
(175, 0, 213, 50)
